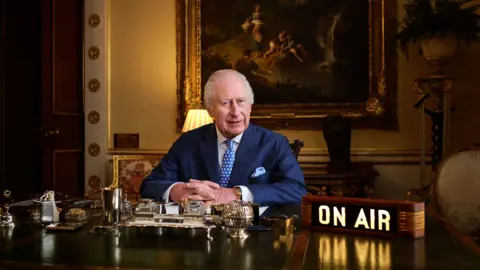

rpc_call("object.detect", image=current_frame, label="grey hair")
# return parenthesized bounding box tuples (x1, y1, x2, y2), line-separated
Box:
(203, 69, 254, 110)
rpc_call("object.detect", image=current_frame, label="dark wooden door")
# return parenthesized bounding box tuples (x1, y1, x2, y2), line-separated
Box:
(1, 0, 84, 198)
(40, 0, 84, 196)
(2, 0, 43, 197)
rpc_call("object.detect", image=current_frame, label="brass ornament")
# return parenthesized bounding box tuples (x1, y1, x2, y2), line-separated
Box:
(376, 70, 386, 97)
(184, 76, 204, 111)
(87, 111, 100, 124)
(366, 97, 385, 116)
(88, 46, 100, 60)
(88, 78, 100, 92)
(88, 143, 101, 157)
(88, 175, 101, 189)
(88, 14, 101, 28)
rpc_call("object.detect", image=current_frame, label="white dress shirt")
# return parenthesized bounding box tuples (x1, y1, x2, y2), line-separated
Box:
(162, 127, 255, 203)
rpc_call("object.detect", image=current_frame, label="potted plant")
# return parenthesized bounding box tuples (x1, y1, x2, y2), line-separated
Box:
(396, 0, 480, 69)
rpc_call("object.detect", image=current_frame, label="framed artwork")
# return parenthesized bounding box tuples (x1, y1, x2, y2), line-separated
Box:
(175, 0, 398, 131)
(113, 133, 140, 149)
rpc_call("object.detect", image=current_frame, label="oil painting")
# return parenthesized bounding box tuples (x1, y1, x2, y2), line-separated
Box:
(201, 0, 370, 104)
(176, 0, 398, 130)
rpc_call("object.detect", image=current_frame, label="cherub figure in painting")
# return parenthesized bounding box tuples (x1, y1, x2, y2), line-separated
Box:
(263, 31, 286, 59)
(262, 31, 288, 73)
(263, 31, 307, 72)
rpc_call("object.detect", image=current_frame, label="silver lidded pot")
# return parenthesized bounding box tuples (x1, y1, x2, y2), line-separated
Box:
(221, 200, 254, 238)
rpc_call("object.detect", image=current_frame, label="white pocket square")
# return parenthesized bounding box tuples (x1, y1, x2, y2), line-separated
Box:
(251, 167, 266, 178)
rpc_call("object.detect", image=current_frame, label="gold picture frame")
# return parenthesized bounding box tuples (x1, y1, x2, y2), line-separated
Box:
(175, 0, 398, 131)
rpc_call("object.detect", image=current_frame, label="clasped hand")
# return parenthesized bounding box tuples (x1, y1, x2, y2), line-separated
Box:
(170, 179, 237, 204)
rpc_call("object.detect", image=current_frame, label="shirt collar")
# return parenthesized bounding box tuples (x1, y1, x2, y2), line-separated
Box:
(215, 125, 243, 145)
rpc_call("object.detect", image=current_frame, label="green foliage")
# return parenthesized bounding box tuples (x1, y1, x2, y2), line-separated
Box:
(396, 0, 480, 58)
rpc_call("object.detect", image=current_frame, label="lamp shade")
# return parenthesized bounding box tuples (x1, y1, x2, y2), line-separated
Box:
(182, 109, 213, 133)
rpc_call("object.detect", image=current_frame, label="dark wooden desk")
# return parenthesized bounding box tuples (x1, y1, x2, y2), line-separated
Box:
(0, 206, 480, 269)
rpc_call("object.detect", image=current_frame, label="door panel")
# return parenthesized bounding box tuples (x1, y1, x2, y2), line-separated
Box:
(41, 0, 84, 196)
(52, 150, 83, 196)
(52, 0, 84, 115)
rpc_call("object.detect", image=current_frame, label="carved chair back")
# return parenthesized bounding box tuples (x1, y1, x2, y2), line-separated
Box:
(289, 139, 304, 160)
(110, 155, 163, 202)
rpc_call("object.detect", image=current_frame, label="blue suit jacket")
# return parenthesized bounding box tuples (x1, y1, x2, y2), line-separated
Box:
(140, 123, 307, 205)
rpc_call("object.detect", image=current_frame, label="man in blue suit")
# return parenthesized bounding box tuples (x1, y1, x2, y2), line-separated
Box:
(140, 69, 306, 206)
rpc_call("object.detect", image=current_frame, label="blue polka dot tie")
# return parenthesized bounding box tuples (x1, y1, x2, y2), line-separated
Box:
(219, 140, 235, 187)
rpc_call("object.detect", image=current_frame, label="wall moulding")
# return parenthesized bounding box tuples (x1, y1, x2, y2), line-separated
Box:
(106, 148, 432, 164)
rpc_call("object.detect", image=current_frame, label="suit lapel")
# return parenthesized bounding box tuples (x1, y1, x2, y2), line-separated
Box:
(230, 125, 261, 187)
(199, 124, 220, 183)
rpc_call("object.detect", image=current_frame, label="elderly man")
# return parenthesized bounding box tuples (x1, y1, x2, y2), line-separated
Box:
(140, 69, 306, 206)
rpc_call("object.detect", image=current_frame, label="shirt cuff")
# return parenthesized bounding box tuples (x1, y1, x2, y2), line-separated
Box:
(163, 183, 181, 203)
(235, 185, 254, 203)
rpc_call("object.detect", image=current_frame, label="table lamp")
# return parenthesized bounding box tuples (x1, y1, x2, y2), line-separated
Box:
(182, 109, 213, 133)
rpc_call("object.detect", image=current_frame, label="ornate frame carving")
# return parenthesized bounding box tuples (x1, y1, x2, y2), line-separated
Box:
(175, 0, 398, 131)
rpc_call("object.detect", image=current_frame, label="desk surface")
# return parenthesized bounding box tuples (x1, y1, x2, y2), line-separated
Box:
(1, 206, 480, 270)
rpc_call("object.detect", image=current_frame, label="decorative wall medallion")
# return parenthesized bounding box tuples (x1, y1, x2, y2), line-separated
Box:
(88, 78, 100, 92)
(88, 14, 101, 28)
(88, 175, 101, 189)
(88, 46, 100, 60)
(88, 143, 101, 157)
(88, 111, 100, 124)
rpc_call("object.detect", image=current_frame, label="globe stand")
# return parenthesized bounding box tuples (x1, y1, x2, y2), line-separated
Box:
(407, 66, 457, 202)
(406, 38, 459, 201)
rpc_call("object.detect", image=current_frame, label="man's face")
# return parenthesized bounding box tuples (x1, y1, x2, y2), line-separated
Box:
(208, 75, 252, 139)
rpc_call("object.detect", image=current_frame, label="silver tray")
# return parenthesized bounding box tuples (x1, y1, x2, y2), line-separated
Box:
(117, 214, 218, 240)
(117, 214, 220, 230)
